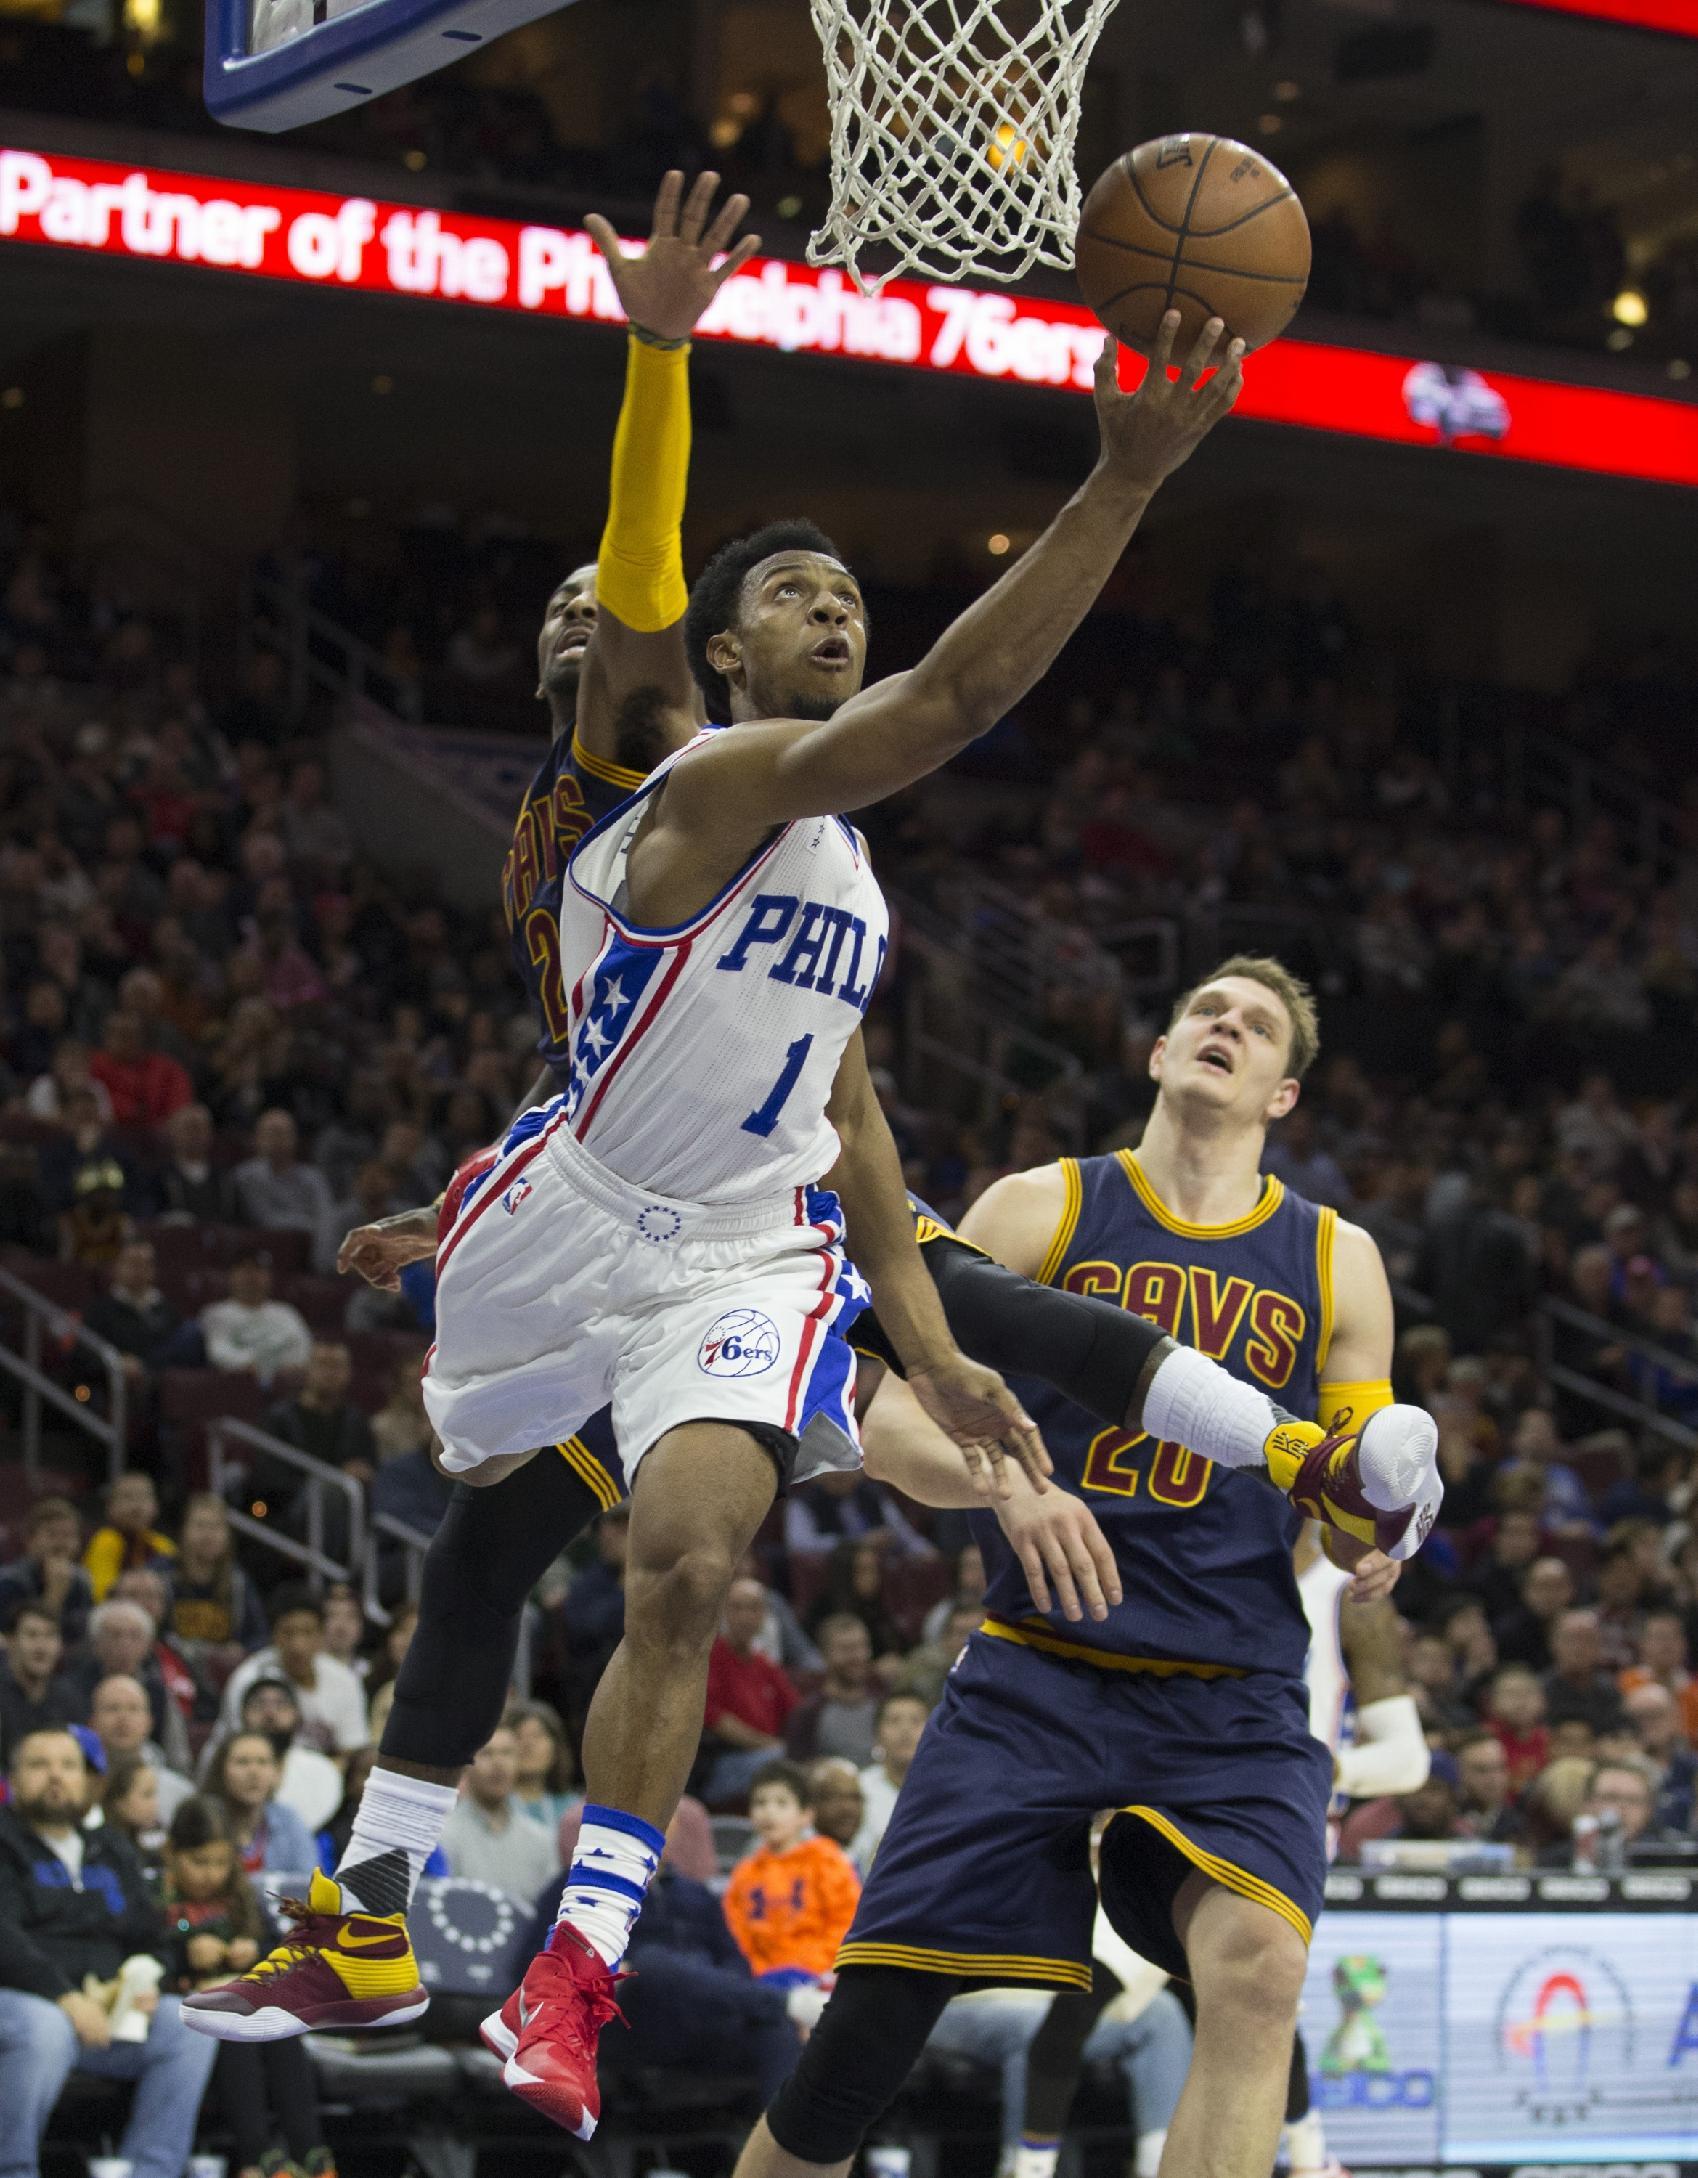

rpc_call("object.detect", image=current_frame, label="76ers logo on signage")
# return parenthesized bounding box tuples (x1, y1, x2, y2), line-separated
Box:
(698, 1310, 781, 1378)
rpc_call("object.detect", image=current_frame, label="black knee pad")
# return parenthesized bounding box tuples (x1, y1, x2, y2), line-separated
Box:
(765, 1968, 957, 2164)
(383, 1453, 604, 1769)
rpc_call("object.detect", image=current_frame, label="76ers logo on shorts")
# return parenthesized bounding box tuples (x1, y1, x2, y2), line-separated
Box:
(698, 1309, 781, 1378)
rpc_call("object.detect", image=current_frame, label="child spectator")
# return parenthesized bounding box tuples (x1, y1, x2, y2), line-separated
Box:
(101, 1754, 165, 1884)
(163, 1796, 335, 2178)
(83, 1473, 176, 1603)
(723, 1759, 860, 1984)
(0, 1497, 94, 1646)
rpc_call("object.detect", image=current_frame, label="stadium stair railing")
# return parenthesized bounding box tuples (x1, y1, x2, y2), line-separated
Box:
(0, 1263, 128, 1488)
(209, 1415, 366, 1589)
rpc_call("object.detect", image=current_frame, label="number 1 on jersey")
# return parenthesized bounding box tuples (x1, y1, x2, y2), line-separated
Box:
(743, 1033, 814, 1138)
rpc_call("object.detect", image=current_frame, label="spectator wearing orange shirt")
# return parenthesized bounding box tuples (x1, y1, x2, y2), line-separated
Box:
(722, 1761, 860, 1985)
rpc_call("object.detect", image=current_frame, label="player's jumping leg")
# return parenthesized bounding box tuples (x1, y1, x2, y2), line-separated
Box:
(184, 1453, 606, 2040)
(488, 1421, 779, 2139)
(917, 1243, 1441, 1558)
(1160, 1875, 1309, 2178)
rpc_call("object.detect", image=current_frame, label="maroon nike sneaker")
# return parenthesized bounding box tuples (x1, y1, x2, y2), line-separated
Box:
(182, 1870, 428, 2042)
(480, 1924, 627, 2138)
(1272, 1403, 1442, 1561)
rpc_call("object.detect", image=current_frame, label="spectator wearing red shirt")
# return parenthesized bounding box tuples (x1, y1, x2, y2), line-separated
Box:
(703, 1578, 798, 1805)
(89, 1010, 193, 1129)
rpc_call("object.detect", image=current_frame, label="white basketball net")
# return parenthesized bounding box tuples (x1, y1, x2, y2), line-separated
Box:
(807, 0, 1123, 294)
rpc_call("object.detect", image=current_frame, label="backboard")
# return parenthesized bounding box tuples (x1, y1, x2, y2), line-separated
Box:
(204, 0, 582, 131)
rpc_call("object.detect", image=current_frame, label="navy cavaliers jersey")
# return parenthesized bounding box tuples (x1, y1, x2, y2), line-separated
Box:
(978, 1149, 1338, 1681)
(501, 728, 646, 1086)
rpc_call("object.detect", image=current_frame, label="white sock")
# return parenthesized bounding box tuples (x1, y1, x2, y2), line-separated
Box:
(1011, 2140, 1061, 2178)
(335, 1766, 459, 1915)
(1141, 1344, 1279, 1471)
(1134, 2128, 1167, 2178)
(554, 1802, 665, 1968)
(1283, 2112, 1328, 2174)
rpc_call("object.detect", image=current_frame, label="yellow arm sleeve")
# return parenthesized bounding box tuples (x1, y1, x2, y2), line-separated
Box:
(595, 334, 691, 633)
(1317, 1380, 1395, 1432)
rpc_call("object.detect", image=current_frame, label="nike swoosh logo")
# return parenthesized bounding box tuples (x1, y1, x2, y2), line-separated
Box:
(340, 1930, 401, 1950)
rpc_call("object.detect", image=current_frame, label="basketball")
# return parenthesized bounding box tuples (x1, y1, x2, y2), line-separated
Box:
(1074, 134, 1312, 355)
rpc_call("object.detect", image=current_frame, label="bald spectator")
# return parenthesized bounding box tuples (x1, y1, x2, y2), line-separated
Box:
(88, 1011, 192, 1130)
(1494, 1555, 1575, 1671)
(87, 1677, 193, 1821)
(1544, 1609, 1627, 1739)
(230, 1109, 338, 1269)
(806, 1758, 865, 1859)
(153, 1104, 231, 1225)
(200, 1252, 312, 1382)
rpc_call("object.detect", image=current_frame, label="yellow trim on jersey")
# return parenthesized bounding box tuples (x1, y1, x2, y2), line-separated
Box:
(1314, 1206, 1338, 1378)
(556, 1436, 622, 1512)
(1116, 1151, 1284, 1240)
(570, 731, 647, 792)
(1035, 1159, 1084, 1286)
(1316, 1380, 1394, 1433)
(979, 1616, 1244, 1681)
(911, 1202, 987, 1258)
(834, 1941, 1093, 1990)
(1114, 1806, 1313, 1947)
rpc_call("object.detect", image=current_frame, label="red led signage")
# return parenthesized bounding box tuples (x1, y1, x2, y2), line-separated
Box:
(3, 144, 1696, 488)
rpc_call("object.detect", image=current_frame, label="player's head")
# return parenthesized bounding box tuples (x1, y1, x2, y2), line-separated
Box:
(1150, 954, 1318, 1133)
(686, 520, 865, 724)
(748, 1758, 813, 1851)
(535, 564, 598, 709)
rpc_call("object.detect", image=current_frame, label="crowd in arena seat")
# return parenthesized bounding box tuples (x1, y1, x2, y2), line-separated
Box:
(2, 491, 1698, 2162)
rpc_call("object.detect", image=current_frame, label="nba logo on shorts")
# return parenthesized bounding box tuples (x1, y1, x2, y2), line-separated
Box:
(698, 1310, 781, 1377)
(501, 1178, 533, 1215)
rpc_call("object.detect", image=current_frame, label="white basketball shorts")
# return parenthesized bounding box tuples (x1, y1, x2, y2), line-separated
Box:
(423, 1099, 869, 1487)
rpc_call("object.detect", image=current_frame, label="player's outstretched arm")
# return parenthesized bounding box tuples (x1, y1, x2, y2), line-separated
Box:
(336, 1205, 437, 1291)
(668, 313, 1244, 834)
(824, 1034, 1049, 1498)
(574, 171, 760, 763)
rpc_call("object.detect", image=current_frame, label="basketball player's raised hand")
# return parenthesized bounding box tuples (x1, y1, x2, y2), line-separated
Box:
(586, 170, 762, 347)
(906, 1353, 1051, 1501)
(1093, 311, 1245, 490)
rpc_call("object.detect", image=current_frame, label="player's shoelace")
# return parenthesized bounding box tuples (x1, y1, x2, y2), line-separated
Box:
(518, 1954, 629, 2055)
(240, 1899, 346, 1979)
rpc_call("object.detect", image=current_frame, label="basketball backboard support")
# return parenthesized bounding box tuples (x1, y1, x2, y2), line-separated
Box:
(205, 0, 582, 132)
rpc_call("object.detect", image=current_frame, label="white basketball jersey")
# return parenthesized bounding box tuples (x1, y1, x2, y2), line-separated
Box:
(557, 731, 890, 1203)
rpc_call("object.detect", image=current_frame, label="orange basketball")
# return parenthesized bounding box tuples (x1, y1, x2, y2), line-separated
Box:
(1074, 134, 1311, 356)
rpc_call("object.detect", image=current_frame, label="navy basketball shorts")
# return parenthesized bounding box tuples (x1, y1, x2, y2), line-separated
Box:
(837, 1624, 1332, 1989)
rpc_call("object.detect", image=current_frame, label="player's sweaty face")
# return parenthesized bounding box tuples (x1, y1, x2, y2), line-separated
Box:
(736, 552, 868, 721)
(536, 568, 598, 700)
(1167, 980, 1294, 1114)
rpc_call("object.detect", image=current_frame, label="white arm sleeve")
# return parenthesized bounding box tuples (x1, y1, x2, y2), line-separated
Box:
(1333, 1694, 1430, 1799)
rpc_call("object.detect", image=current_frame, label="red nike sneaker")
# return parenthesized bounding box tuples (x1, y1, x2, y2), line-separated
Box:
(182, 1870, 427, 2042)
(480, 1925, 627, 2139)
(1276, 1404, 1441, 1561)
